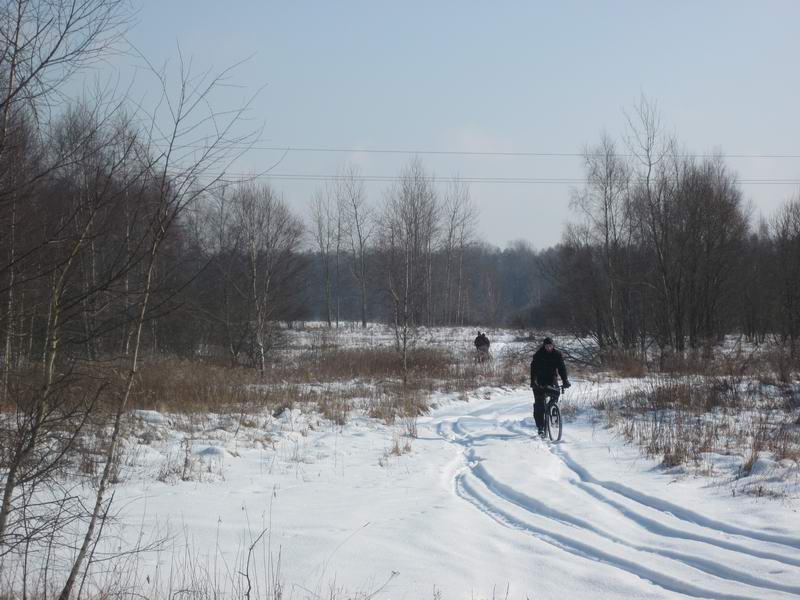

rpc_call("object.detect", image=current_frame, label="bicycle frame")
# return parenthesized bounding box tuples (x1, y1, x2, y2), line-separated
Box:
(534, 384, 564, 441)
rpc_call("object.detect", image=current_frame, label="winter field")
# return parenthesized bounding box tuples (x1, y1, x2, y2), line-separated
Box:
(2, 325, 800, 599)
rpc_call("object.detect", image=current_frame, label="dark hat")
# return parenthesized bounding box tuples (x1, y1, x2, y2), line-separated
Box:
(542, 337, 554, 345)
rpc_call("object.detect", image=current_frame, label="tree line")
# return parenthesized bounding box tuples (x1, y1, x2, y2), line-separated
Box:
(541, 99, 800, 359)
(178, 158, 553, 370)
(6, 92, 800, 382)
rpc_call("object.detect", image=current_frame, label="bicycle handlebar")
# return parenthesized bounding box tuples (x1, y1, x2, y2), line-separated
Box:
(533, 384, 565, 393)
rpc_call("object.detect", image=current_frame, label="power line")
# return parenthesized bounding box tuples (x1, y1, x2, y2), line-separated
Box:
(252, 146, 589, 157)
(209, 172, 800, 186)
(270, 146, 800, 159)
(151, 142, 800, 160)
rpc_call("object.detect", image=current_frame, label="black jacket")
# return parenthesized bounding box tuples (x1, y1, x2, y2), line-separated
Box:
(474, 333, 490, 350)
(530, 346, 568, 388)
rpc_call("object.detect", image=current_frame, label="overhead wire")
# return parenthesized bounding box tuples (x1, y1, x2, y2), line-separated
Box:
(162, 142, 800, 186)
(199, 172, 800, 186)
(148, 142, 800, 160)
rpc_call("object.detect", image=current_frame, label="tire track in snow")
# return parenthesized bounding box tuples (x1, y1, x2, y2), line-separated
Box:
(501, 420, 800, 568)
(435, 413, 800, 599)
(455, 469, 778, 600)
(465, 453, 800, 596)
(569, 473, 800, 569)
(553, 445, 800, 550)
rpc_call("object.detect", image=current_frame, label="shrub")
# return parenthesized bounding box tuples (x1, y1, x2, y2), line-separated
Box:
(605, 373, 800, 473)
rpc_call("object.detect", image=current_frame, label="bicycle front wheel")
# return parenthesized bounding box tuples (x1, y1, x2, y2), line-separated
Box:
(547, 402, 562, 441)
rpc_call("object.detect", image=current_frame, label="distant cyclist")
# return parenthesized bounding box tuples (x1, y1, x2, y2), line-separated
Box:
(474, 331, 490, 353)
(530, 336, 570, 437)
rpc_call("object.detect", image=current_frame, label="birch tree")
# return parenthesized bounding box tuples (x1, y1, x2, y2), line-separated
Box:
(440, 177, 476, 325)
(379, 158, 439, 380)
(310, 184, 337, 326)
(232, 182, 304, 376)
(57, 53, 258, 599)
(338, 164, 374, 328)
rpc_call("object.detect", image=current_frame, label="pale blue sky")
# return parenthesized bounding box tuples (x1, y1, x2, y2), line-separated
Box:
(117, 1, 800, 248)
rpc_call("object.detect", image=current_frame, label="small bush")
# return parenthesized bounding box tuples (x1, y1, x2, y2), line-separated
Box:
(367, 386, 428, 423)
(317, 391, 351, 425)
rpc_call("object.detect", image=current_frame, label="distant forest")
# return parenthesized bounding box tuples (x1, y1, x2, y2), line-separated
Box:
(3, 100, 800, 372)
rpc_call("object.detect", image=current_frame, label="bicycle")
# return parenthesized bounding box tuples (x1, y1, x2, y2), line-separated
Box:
(535, 384, 564, 441)
(474, 345, 492, 364)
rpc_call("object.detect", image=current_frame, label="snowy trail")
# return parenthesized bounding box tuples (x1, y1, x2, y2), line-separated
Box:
(426, 386, 800, 599)
(503, 420, 800, 565)
(111, 382, 800, 599)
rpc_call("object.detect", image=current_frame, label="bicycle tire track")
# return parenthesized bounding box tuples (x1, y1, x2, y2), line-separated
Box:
(455, 467, 783, 600)
(433, 408, 800, 598)
(554, 445, 800, 550)
(571, 473, 800, 568)
(501, 419, 800, 568)
(466, 456, 800, 596)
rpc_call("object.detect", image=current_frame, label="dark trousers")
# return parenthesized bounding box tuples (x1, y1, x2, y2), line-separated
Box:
(533, 387, 560, 429)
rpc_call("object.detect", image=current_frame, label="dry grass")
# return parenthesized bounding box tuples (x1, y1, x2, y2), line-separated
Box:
(367, 386, 429, 422)
(598, 342, 800, 480)
(747, 348, 800, 385)
(127, 343, 523, 426)
(596, 340, 800, 384)
(654, 344, 800, 380)
(604, 373, 800, 474)
(273, 346, 454, 382)
(597, 348, 648, 378)
(132, 360, 270, 413)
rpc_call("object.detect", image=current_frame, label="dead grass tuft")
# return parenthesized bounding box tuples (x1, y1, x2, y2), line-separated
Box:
(133, 359, 269, 413)
(605, 373, 800, 474)
(598, 348, 647, 378)
(367, 386, 428, 423)
(281, 346, 454, 382)
(128, 343, 514, 427)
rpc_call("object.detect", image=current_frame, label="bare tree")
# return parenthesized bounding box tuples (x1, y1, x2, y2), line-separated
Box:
(773, 197, 800, 356)
(231, 182, 304, 376)
(0, 101, 148, 559)
(195, 188, 252, 364)
(624, 97, 692, 352)
(338, 164, 374, 328)
(310, 183, 337, 326)
(56, 51, 260, 599)
(555, 98, 750, 357)
(680, 156, 747, 349)
(440, 177, 476, 325)
(0, 0, 131, 183)
(738, 219, 772, 344)
(379, 158, 439, 380)
(572, 132, 632, 347)
(0, 0, 131, 403)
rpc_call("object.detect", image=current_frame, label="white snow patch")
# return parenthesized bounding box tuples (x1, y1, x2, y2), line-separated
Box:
(90, 380, 800, 598)
(132, 409, 168, 424)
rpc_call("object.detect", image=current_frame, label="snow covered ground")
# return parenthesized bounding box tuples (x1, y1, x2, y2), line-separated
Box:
(99, 379, 800, 599)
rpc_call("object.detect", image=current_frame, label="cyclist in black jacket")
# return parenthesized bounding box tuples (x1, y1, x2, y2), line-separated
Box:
(530, 337, 571, 437)
(474, 331, 490, 352)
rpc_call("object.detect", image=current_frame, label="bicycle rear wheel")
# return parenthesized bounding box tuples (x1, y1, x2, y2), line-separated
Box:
(547, 402, 562, 441)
